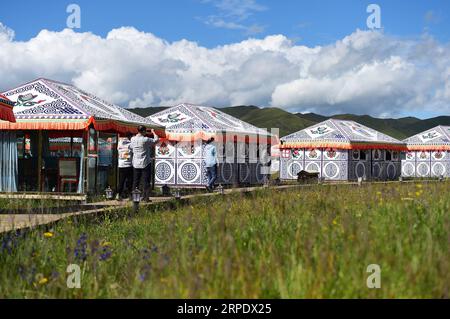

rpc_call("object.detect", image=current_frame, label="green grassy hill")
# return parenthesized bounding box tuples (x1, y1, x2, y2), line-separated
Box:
(221, 106, 316, 137)
(129, 105, 450, 140)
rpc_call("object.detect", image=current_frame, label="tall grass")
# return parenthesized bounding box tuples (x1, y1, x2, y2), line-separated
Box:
(0, 182, 448, 298)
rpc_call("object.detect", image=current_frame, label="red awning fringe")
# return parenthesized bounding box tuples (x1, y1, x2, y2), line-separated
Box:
(406, 145, 450, 151)
(279, 142, 407, 151)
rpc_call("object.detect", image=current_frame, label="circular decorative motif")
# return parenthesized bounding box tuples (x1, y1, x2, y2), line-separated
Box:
(155, 161, 172, 182)
(402, 162, 415, 177)
(372, 163, 381, 177)
(288, 162, 302, 178)
(180, 162, 198, 182)
(323, 162, 339, 179)
(221, 163, 233, 182)
(432, 163, 445, 177)
(305, 162, 320, 173)
(417, 163, 430, 177)
(355, 162, 366, 178)
(387, 163, 396, 179)
(240, 164, 250, 181)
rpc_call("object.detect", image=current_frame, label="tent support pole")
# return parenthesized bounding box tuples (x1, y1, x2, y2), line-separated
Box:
(37, 130, 43, 192)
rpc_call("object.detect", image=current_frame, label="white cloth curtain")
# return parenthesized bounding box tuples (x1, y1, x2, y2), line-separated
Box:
(0, 132, 18, 192)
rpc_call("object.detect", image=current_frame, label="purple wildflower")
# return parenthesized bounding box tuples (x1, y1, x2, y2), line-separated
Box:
(74, 233, 88, 261)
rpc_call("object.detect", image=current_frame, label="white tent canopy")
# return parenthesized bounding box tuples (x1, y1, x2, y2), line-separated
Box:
(1, 78, 161, 132)
(281, 119, 405, 150)
(403, 125, 450, 151)
(149, 103, 271, 141)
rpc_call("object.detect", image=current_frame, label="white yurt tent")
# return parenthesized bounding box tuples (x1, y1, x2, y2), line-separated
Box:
(280, 119, 406, 181)
(148, 103, 275, 187)
(0, 78, 162, 194)
(402, 126, 450, 178)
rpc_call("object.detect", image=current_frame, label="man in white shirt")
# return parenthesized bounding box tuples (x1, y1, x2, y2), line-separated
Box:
(204, 137, 218, 192)
(130, 126, 159, 202)
(116, 132, 133, 200)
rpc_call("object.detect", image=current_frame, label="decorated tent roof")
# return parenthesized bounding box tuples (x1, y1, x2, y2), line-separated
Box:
(149, 103, 272, 142)
(403, 126, 450, 151)
(0, 94, 15, 122)
(0, 78, 162, 133)
(280, 119, 406, 150)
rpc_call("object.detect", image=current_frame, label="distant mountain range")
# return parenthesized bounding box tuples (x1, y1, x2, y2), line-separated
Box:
(129, 105, 450, 140)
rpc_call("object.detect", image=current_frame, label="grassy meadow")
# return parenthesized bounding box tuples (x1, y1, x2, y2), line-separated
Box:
(0, 181, 449, 298)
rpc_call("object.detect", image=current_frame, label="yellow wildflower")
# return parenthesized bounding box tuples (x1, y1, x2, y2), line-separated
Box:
(43, 232, 53, 238)
(38, 277, 48, 285)
(332, 218, 338, 226)
(416, 184, 423, 189)
(101, 241, 112, 247)
(415, 191, 422, 197)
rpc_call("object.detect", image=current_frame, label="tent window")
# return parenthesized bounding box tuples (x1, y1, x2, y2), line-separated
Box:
(385, 151, 392, 161)
(360, 150, 367, 160)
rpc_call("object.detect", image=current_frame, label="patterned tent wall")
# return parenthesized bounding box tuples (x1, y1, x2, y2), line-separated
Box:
(155, 139, 268, 187)
(402, 150, 450, 178)
(401, 126, 450, 178)
(151, 104, 271, 187)
(279, 119, 404, 181)
(280, 148, 401, 181)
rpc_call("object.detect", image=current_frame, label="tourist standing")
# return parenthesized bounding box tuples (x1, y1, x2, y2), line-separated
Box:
(130, 126, 159, 202)
(116, 132, 133, 200)
(204, 137, 218, 192)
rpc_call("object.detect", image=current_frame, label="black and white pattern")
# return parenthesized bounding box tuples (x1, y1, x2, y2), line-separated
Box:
(431, 162, 446, 177)
(149, 103, 270, 136)
(402, 127, 450, 178)
(155, 159, 176, 184)
(281, 119, 404, 147)
(417, 163, 430, 177)
(402, 162, 415, 177)
(16, 99, 84, 118)
(177, 159, 202, 184)
(3, 78, 160, 127)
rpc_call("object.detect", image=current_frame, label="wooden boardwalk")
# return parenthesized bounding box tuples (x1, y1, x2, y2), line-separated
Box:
(0, 185, 272, 233)
(0, 180, 441, 234)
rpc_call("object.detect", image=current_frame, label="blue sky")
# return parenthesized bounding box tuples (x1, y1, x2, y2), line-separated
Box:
(1, 0, 448, 47)
(0, 1, 449, 119)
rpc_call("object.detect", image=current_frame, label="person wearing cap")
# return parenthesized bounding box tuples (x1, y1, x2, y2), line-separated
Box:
(130, 126, 159, 202)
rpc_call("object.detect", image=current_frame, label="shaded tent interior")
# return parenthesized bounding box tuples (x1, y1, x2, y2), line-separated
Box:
(0, 78, 162, 194)
(148, 103, 275, 187)
(279, 119, 406, 181)
(401, 125, 450, 178)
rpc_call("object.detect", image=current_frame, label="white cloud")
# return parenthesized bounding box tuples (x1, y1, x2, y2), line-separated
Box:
(201, 0, 266, 35)
(0, 25, 449, 118)
(0, 22, 15, 41)
(205, 0, 266, 21)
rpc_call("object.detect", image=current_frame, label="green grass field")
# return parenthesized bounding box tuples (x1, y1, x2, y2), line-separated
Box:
(0, 182, 449, 298)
